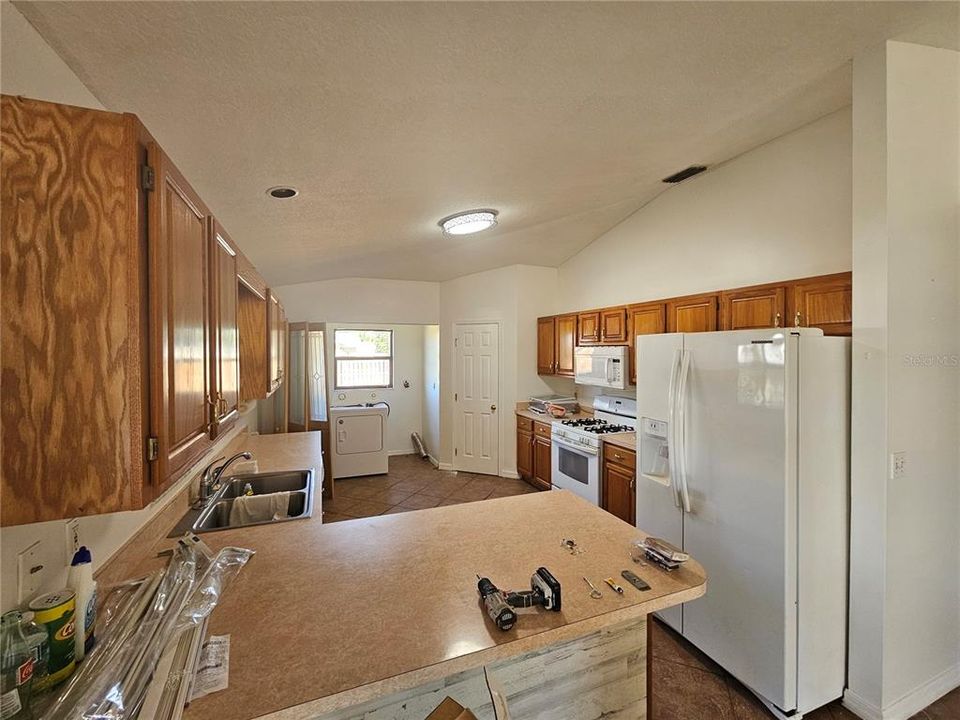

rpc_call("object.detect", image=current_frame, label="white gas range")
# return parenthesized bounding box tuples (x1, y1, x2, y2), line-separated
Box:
(551, 395, 637, 505)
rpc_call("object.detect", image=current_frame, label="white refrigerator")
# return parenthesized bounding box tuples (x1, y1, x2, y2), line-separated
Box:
(635, 329, 850, 716)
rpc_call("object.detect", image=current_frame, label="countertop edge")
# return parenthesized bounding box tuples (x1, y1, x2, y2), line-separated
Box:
(258, 580, 706, 719)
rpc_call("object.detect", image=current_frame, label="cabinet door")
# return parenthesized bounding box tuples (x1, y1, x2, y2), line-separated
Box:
(791, 272, 852, 336)
(578, 311, 601, 345)
(532, 435, 552, 491)
(147, 144, 213, 490)
(266, 291, 281, 395)
(537, 316, 557, 375)
(517, 428, 534, 479)
(209, 221, 240, 437)
(1, 97, 148, 524)
(555, 313, 577, 377)
(720, 285, 786, 331)
(628, 302, 665, 384)
(238, 279, 268, 402)
(602, 459, 636, 525)
(666, 293, 719, 333)
(600, 307, 628, 344)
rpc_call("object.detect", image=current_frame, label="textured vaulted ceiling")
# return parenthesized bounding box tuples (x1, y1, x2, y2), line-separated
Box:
(11, 2, 958, 285)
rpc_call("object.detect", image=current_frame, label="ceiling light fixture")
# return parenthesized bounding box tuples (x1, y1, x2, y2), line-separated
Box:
(439, 209, 499, 236)
(267, 186, 299, 199)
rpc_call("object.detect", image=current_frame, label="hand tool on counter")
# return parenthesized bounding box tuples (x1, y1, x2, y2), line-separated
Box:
(582, 577, 603, 599)
(603, 577, 624, 594)
(476, 567, 562, 631)
(621, 570, 651, 592)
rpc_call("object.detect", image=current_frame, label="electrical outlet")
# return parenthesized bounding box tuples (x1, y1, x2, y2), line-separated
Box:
(890, 452, 907, 480)
(18, 541, 43, 604)
(66, 518, 80, 558)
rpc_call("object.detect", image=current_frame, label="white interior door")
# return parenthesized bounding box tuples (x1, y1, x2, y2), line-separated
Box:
(454, 323, 499, 475)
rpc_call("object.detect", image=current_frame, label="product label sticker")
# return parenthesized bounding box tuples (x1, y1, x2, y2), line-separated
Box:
(16, 657, 34, 685)
(1, 688, 22, 717)
(190, 634, 230, 701)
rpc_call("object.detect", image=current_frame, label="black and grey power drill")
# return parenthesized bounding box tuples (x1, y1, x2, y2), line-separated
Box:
(476, 567, 562, 631)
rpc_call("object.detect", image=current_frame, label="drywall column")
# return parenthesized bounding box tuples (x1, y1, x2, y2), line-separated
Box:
(848, 41, 960, 720)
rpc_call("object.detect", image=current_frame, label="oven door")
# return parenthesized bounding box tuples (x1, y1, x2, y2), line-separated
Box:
(551, 436, 600, 505)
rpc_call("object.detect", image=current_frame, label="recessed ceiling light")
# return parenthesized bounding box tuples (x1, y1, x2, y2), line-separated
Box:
(439, 209, 498, 236)
(267, 186, 298, 199)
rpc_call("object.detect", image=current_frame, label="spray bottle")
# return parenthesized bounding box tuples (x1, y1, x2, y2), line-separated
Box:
(66, 547, 97, 662)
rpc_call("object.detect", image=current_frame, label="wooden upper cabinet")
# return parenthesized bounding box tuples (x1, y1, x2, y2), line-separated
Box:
(627, 302, 666, 384)
(537, 316, 557, 374)
(791, 272, 852, 336)
(266, 291, 284, 394)
(147, 143, 214, 491)
(666, 293, 719, 333)
(238, 278, 268, 402)
(1, 96, 149, 524)
(600, 307, 628, 344)
(720, 284, 787, 331)
(209, 220, 240, 437)
(555, 313, 577, 376)
(578, 311, 601, 345)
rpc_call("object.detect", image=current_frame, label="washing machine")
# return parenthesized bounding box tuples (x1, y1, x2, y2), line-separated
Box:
(329, 403, 390, 478)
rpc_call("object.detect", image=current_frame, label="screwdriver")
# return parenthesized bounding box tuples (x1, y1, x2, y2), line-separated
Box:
(604, 577, 624, 594)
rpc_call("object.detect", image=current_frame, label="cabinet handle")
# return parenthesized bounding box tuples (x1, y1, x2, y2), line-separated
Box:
(774, 312, 781, 328)
(795, 310, 802, 327)
(630, 478, 636, 491)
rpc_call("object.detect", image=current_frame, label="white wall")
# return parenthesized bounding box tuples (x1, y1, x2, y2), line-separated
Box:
(326, 323, 425, 455)
(422, 326, 441, 463)
(0, 3, 103, 109)
(438, 265, 564, 475)
(274, 278, 439, 325)
(847, 41, 960, 720)
(556, 108, 853, 311)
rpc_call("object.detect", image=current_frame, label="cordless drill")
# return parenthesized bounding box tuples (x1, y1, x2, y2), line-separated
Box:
(476, 568, 562, 632)
(477, 575, 518, 631)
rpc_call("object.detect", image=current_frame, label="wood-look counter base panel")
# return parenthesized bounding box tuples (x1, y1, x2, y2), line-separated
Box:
(286, 617, 647, 720)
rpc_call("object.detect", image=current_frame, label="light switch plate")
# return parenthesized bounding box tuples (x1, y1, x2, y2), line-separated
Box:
(890, 452, 907, 480)
(18, 541, 43, 604)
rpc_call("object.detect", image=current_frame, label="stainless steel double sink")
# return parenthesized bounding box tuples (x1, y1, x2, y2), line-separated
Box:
(170, 469, 315, 536)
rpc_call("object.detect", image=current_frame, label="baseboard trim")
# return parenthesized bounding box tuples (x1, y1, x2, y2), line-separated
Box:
(843, 689, 881, 720)
(438, 462, 455, 471)
(844, 663, 960, 720)
(388, 450, 416, 457)
(500, 470, 520, 480)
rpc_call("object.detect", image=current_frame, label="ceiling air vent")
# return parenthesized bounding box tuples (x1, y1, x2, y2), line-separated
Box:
(662, 165, 707, 184)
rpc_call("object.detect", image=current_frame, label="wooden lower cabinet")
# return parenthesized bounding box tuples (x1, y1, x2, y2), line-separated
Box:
(720, 284, 787, 331)
(602, 445, 636, 525)
(517, 416, 551, 491)
(533, 435, 552, 491)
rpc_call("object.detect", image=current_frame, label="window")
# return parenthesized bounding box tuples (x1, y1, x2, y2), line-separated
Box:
(334, 329, 393, 389)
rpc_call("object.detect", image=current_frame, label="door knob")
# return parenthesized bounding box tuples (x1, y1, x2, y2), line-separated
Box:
(490, 404, 497, 412)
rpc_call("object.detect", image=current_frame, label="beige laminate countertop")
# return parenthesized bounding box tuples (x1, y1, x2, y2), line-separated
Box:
(153, 434, 706, 720)
(603, 432, 637, 451)
(515, 407, 592, 423)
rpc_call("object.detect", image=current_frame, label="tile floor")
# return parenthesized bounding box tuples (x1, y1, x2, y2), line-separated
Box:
(322, 454, 537, 521)
(651, 617, 960, 720)
(327, 456, 960, 720)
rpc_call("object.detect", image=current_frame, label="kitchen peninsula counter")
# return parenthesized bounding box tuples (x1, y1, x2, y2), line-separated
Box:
(169, 460, 705, 720)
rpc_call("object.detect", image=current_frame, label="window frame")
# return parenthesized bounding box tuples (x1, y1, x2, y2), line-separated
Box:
(333, 328, 394, 390)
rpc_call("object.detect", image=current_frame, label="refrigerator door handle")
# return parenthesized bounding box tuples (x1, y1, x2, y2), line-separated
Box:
(666, 348, 682, 508)
(676, 349, 692, 513)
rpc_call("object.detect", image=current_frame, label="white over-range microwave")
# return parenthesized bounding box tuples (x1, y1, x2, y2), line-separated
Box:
(574, 345, 628, 389)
